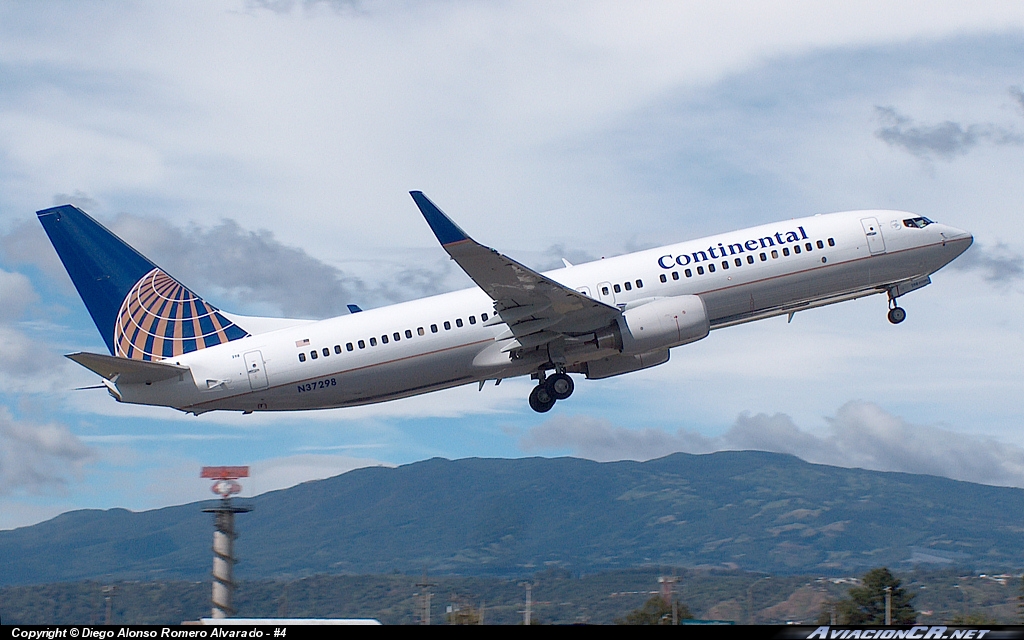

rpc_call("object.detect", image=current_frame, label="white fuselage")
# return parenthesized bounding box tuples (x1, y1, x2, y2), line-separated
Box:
(116, 210, 971, 414)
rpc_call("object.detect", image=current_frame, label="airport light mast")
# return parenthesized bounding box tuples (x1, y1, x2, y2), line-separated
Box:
(201, 466, 252, 619)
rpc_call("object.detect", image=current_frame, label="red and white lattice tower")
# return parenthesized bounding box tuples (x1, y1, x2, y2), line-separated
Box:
(201, 466, 252, 619)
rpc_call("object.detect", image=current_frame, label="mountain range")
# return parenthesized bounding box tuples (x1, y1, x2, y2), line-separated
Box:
(3, 451, 1023, 585)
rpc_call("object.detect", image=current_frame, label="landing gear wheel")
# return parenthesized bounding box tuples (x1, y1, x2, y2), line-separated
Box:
(546, 373, 574, 401)
(887, 306, 906, 324)
(529, 384, 556, 413)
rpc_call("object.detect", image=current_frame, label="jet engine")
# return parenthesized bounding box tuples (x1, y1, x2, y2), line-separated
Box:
(567, 295, 709, 380)
(616, 294, 710, 354)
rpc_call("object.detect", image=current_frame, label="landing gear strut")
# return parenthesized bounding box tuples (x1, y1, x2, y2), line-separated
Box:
(887, 293, 906, 325)
(528, 371, 575, 413)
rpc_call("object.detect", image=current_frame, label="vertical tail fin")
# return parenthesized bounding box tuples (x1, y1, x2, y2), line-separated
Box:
(37, 205, 248, 360)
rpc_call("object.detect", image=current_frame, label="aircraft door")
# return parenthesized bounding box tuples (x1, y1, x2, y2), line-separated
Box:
(861, 217, 886, 255)
(244, 350, 269, 390)
(597, 281, 615, 304)
(576, 286, 592, 298)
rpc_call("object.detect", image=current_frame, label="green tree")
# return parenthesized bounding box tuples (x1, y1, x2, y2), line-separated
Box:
(828, 568, 915, 625)
(951, 612, 997, 625)
(616, 595, 694, 625)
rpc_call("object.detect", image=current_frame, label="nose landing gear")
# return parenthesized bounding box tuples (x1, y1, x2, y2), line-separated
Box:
(528, 371, 575, 413)
(887, 290, 906, 325)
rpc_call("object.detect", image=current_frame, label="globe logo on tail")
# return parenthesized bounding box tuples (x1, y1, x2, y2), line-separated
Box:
(114, 268, 248, 361)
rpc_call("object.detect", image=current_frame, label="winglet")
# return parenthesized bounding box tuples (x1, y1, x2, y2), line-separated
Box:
(410, 191, 470, 246)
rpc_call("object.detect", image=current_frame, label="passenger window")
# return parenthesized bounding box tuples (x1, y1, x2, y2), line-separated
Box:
(417, 327, 424, 336)
(358, 340, 365, 349)
(747, 255, 754, 264)
(613, 284, 621, 293)
(381, 334, 389, 344)
(735, 258, 742, 267)
(708, 263, 716, 273)
(469, 316, 476, 325)
(393, 332, 400, 341)
(816, 240, 824, 249)
(346, 342, 354, 351)
(794, 245, 801, 254)
(456, 318, 463, 328)
(782, 247, 790, 257)
(334, 345, 342, 354)
(369, 337, 377, 346)
(624, 281, 632, 291)
(760, 252, 767, 261)
(602, 286, 609, 295)
(310, 350, 318, 360)
(431, 324, 438, 333)
(697, 266, 705, 275)
(323, 347, 330, 357)
(672, 271, 680, 280)
(828, 238, 835, 247)
(805, 242, 812, 251)
(406, 329, 413, 338)
(771, 250, 778, 259)
(685, 268, 692, 277)
(481, 313, 488, 321)
(444, 321, 451, 330)
(660, 274, 667, 283)
(298, 353, 306, 362)
(636, 279, 643, 288)
(721, 261, 729, 270)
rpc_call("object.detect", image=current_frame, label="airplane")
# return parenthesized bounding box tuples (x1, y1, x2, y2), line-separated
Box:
(37, 193, 972, 415)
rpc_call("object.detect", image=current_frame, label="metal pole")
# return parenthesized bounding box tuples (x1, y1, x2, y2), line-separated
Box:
(203, 498, 251, 618)
(201, 466, 251, 621)
(525, 583, 532, 625)
(103, 586, 114, 625)
(884, 586, 892, 625)
(212, 507, 235, 618)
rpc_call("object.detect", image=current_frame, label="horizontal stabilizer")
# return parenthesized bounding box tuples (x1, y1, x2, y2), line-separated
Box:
(67, 352, 190, 384)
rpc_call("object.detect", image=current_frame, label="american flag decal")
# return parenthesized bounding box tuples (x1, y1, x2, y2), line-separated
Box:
(114, 268, 248, 361)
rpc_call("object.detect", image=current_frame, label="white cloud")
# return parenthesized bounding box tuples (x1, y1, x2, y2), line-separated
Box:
(0, 268, 37, 320)
(132, 452, 394, 509)
(0, 408, 94, 495)
(519, 401, 1024, 488)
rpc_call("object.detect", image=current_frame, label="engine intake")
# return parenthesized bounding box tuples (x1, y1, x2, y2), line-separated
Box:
(617, 295, 709, 355)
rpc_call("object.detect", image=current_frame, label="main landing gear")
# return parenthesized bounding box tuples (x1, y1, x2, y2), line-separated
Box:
(528, 371, 575, 413)
(887, 293, 906, 325)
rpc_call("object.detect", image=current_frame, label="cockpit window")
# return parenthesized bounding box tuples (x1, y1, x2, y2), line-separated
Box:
(903, 217, 934, 229)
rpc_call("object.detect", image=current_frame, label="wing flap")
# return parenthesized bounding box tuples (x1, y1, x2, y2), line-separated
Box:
(67, 352, 190, 384)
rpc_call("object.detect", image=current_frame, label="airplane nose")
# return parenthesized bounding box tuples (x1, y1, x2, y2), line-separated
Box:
(939, 226, 973, 263)
(944, 227, 973, 246)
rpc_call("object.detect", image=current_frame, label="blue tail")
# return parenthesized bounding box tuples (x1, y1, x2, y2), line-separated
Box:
(37, 205, 248, 360)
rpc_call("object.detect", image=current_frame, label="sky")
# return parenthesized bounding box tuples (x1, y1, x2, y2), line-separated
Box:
(3, 0, 1024, 530)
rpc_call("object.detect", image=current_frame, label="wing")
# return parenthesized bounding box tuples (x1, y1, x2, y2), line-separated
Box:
(410, 191, 620, 352)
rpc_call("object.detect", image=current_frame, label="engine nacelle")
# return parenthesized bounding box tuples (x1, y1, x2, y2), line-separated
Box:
(580, 349, 670, 380)
(617, 295, 709, 355)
